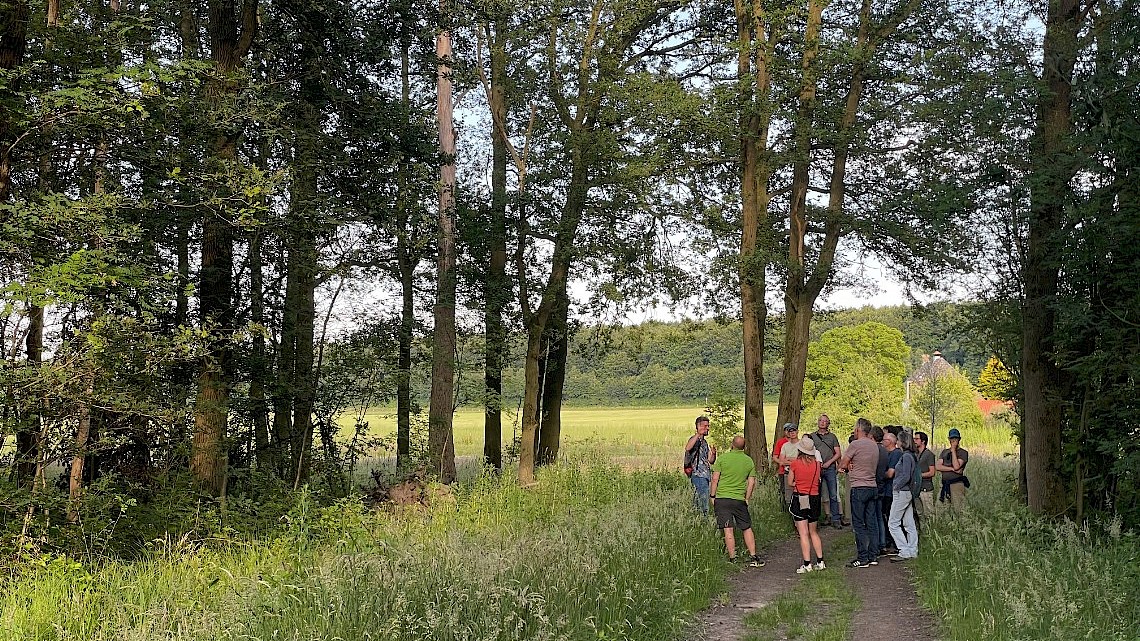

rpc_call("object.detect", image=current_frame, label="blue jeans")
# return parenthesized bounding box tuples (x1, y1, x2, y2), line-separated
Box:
(821, 466, 840, 522)
(851, 487, 878, 563)
(870, 493, 884, 554)
(692, 475, 710, 516)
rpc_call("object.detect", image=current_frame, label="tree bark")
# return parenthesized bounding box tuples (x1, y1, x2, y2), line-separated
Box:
(14, 304, 43, 487)
(736, 0, 776, 470)
(0, 0, 29, 202)
(1023, 0, 1083, 516)
(483, 9, 510, 472)
(428, 0, 458, 483)
(395, 17, 414, 470)
(288, 6, 324, 486)
(193, 0, 258, 496)
(537, 287, 568, 466)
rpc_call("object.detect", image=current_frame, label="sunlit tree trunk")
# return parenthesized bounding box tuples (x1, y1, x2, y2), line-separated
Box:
(428, 0, 458, 482)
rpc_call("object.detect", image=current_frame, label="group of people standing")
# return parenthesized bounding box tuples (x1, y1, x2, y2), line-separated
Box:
(684, 414, 970, 573)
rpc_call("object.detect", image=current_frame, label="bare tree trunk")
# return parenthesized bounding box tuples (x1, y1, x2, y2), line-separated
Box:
(776, 0, 876, 433)
(1023, 0, 1083, 516)
(483, 9, 510, 472)
(288, 9, 323, 485)
(67, 376, 95, 523)
(428, 0, 458, 483)
(395, 18, 414, 470)
(250, 223, 271, 469)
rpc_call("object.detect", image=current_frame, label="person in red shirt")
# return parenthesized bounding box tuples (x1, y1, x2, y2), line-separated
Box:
(787, 436, 825, 573)
(772, 423, 798, 511)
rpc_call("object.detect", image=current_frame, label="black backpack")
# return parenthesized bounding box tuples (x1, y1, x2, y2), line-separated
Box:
(683, 440, 703, 477)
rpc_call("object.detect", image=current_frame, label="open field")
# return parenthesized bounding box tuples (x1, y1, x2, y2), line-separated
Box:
(340, 403, 1017, 462)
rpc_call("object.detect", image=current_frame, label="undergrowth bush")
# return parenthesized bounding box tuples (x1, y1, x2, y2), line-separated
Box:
(0, 463, 773, 641)
(916, 457, 1140, 641)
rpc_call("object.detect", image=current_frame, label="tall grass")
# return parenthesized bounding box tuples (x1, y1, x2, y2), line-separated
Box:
(916, 456, 1140, 641)
(1, 465, 779, 641)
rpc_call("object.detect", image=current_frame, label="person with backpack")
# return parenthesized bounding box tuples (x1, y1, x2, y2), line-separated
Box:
(886, 430, 920, 561)
(684, 416, 717, 516)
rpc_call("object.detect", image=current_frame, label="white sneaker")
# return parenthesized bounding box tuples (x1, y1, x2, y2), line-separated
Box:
(814, 561, 826, 570)
(796, 564, 813, 574)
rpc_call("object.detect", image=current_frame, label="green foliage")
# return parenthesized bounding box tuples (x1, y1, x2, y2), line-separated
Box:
(802, 322, 909, 431)
(704, 390, 743, 451)
(976, 356, 1017, 401)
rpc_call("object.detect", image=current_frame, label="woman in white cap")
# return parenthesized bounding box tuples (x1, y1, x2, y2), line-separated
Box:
(787, 435, 825, 573)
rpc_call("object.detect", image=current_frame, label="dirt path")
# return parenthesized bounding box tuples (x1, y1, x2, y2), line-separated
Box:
(696, 527, 840, 640)
(697, 526, 940, 641)
(846, 552, 940, 641)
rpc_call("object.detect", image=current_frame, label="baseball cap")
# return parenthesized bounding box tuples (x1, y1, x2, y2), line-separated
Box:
(948, 428, 961, 440)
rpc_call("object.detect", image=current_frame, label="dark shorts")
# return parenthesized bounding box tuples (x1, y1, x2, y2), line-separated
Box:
(789, 493, 821, 523)
(714, 498, 752, 530)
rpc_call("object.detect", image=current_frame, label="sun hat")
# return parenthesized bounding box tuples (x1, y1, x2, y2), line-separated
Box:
(948, 428, 962, 440)
(797, 436, 817, 456)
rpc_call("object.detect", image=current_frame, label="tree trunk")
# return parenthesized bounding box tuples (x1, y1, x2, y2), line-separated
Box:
(776, 0, 871, 434)
(537, 287, 568, 466)
(395, 21, 414, 470)
(483, 10, 510, 472)
(67, 376, 95, 523)
(1023, 0, 1083, 517)
(289, 12, 323, 486)
(518, 158, 586, 484)
(0, 0, 29, 202)
(15, 304, 43, 487)
(428, 1, 458, 483)
(736, 0, 776, 470)
(193, 0, 258, 496)
(250, 225, 271, 469)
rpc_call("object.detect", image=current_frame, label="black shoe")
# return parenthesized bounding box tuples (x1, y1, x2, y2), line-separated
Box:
(847, 559, 871, 568)
(749, 555, 765, 568)
(868, 559, 879, 566)
(889, 556, 909, 563)
(832, 523, 844, 530)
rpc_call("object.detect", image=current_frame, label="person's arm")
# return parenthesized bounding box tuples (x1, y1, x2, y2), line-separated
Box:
(825, 443, 841, 468)
(886, 463, 896, 479)
(786, 463, 796, 489)
(686, 434, 700, 452)
(950, 446, 964, 472)
(746, 475, 756, 502)
(710, 471, 720, 501)
(935, 453, 954, 473)
(708, 445, 717, 465)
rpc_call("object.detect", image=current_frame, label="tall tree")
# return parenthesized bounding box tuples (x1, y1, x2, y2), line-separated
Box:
(1021, 0, 1088, 516)
(192, 0, 258, 496)
(428, 0, 458, 482)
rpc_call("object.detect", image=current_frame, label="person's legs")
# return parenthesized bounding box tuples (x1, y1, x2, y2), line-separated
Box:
(881, 494, 896, 550)
(949, 482, 967, 511)
(723, 526, 736, 558)
(921, 490, 935, 514)
(901, 497, 918, 557)
(743, 527, 757, 557)
(795, 518, 810, 562)
(850, 487, 874, 563)
(869, 495, 883, 556)
(809, 522, 823, 561)
(888, 491, 915, 556)
(778, 474, 787, 510)
(821, 466, 840, 524)
(691, 475, 710, 516)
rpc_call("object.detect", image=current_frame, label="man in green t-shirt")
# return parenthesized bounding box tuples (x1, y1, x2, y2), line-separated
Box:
(710, 436, 765, 567)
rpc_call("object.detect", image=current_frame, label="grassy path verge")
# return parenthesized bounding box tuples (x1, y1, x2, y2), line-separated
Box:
(0, 466, 734, 641)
